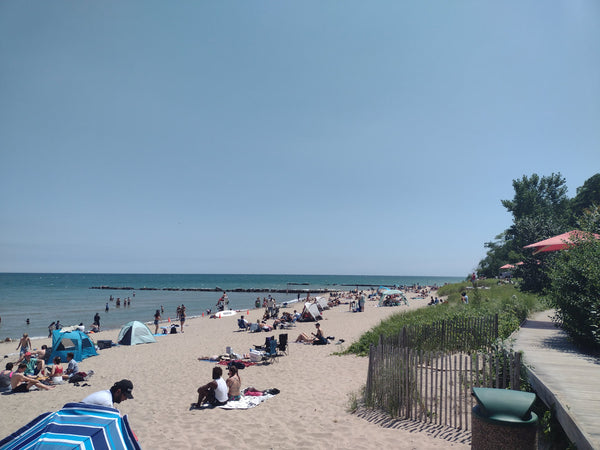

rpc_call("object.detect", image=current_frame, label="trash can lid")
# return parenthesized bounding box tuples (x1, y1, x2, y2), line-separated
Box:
(472, 388, 536, 422)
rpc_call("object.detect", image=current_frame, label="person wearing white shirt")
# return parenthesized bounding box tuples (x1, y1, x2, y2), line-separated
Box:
(82, 379, 134, 408)
(192, 367, 228, 408)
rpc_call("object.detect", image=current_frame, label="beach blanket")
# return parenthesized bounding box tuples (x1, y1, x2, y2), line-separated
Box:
(218, 393, 274, 410)
(218, 360, 256, 368)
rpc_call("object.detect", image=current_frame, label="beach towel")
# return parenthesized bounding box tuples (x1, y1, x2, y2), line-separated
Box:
(217, 360, 256, 368)
(218, 393, 274, 410)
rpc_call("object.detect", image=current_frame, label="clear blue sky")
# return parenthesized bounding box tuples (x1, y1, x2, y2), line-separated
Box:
(1, 1, 599, 276)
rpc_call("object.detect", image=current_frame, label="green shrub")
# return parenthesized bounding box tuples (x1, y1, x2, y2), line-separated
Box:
(547, 236, 600, 350)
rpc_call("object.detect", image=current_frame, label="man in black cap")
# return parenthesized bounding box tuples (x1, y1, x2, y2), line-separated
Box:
(82, 379, 134, 408)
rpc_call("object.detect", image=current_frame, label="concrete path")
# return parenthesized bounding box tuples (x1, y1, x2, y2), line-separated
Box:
(513, 310, 600, 450)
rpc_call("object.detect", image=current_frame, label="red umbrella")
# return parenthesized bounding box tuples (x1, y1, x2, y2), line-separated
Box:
(499, 262, 524, 270)
(523, 230, 600, 255)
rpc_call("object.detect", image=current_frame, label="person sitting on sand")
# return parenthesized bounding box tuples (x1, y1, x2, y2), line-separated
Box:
(193, 366, 228, 408)
(62, 352, 79, 381)
(0, 362, 14, 391)
(10, 363, 55, 392)
(49, 356, 64, 384)
(295, 322, 327, 344)
(17, 344, 48, 364)
(22, 352, 38, 376)
(82, 379, 134, 408)
(226, 365, 242, 401)
(33, 359, 46, 377)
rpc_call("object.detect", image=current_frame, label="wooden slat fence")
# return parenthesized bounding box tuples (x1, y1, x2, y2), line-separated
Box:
(365, 345, 521, 431)
(380, 314, 499, 353)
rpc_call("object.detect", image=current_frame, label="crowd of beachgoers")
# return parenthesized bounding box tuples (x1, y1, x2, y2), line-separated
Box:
(0, 285, 467, 449)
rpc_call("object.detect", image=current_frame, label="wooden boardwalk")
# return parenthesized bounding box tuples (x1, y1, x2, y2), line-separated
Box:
(513, 310, 600, 450)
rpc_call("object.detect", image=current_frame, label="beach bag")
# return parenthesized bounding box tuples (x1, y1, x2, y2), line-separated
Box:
(68, 372, 87, 383)
(228, 361, 246, 370)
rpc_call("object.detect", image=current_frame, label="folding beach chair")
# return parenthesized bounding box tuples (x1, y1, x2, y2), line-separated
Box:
(263, 337, 278, 364)
(277, 333, 288, 356)
(237, 318, 248, 331)
(255, 336, 274, 351)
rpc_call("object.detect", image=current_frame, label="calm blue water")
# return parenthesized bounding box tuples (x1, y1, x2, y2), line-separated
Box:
(0, 273, 461, 340)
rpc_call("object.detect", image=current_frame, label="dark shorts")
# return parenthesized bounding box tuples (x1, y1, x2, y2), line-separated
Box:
(13, 383, 29, 393)
(154, 320, 159, 325)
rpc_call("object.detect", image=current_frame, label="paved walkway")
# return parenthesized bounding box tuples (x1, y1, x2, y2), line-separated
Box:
(513, 310, 600, 450)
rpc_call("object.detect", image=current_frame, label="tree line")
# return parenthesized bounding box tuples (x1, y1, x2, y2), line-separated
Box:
(477, 172, 600, 350)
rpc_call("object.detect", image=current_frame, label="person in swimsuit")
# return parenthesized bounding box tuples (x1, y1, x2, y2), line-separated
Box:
(16, 333, 31, 356)
(50, 356, 64, 384)
(0, 362, 14, 391)
(296, 322, 327, 344)
(226, 365, 241, 401)
(154, 309, 161, 334)
(179, 304, 186, 333)
(10, 364, 54, 392)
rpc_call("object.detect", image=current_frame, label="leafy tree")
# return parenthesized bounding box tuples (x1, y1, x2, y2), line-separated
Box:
(571, 174, 600, 219)
(480, 173, 570, 281)
(501, 173, 570, 225)
(478, 233, 510, 278)
(514, 253, 554, 293)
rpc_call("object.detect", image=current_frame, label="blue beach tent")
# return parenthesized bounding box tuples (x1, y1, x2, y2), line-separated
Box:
(49, 329, 98, 362)
(0, 402, 141, 450)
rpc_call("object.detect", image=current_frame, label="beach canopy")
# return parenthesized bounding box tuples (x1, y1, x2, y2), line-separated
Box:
(49, 329, 98, 363)
(523, 230, 600, 254)
(0, 402, 141, 450)
(118, 321, 156, 345)
(303, 302, 322, 321)
(378, 289, 408, 306)
(315, 296, 329, 310)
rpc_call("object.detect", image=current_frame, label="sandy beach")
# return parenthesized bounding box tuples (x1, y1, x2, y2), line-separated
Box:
(0, 292, 470, 449)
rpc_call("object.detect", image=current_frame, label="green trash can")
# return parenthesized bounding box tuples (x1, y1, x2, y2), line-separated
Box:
(471, 387, 538, 450)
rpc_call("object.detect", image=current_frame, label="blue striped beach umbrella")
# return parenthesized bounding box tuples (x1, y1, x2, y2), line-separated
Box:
(0, 402, 141, 449)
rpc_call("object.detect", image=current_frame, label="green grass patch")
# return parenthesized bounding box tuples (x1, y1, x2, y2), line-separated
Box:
(346, 281, 545, 356)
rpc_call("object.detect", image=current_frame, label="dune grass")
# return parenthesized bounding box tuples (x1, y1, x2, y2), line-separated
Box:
(346, 279, 545, 356)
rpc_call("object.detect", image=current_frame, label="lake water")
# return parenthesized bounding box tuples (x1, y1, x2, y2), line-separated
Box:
(0, 273, 462, 340)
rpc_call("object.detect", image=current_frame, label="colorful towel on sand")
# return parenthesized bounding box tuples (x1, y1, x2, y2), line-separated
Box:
(217, 360, 256, 368)
(218, 394, 273, 410)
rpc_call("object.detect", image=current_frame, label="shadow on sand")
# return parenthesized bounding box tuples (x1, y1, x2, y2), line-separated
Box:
(354, 405, 471, 446)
